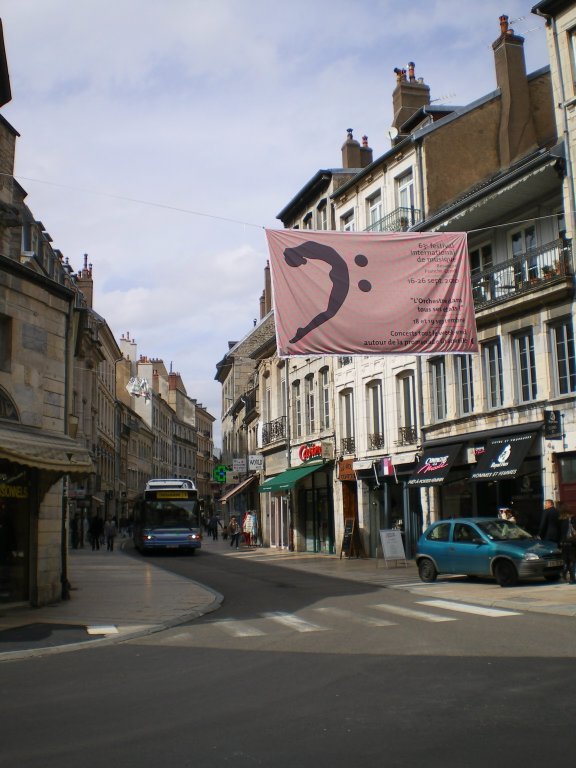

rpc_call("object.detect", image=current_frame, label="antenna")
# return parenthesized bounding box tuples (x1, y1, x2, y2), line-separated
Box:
(387, 126, 399, 140)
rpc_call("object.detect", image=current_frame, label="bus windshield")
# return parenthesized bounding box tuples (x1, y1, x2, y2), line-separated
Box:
(143, 500, 199, 529)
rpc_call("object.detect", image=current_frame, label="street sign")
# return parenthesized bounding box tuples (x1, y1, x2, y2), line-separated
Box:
(226, 471, 240, 484)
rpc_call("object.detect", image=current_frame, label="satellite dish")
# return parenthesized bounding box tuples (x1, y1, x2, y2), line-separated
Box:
(388, 126, 399, 139)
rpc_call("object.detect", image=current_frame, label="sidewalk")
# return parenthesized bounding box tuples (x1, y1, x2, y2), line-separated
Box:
(0, 544, 222, 662)
(1, 540, 575, 662)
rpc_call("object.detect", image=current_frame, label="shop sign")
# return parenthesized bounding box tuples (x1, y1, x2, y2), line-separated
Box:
(233, 458, 247, 473)
(248, 454, 264, 470)
(299, 443, 323, 462)
(544, 410, 562, 440)
(337, 459, 356, 482)
(0, 483, 29, 499)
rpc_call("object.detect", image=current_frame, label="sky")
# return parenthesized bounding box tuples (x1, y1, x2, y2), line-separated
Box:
(0, 1, 550, 448)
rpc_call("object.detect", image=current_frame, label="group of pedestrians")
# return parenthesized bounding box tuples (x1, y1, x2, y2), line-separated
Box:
(87, 515, 117, 552)
(538, 499, 576, 584)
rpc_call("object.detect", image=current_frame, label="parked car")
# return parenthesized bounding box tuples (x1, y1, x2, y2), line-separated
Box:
(415, 517, 563, 587)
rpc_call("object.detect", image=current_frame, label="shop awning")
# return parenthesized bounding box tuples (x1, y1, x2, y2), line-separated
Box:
(219, 475, 258, 503)
(259, 462, 325, 493)
(0, 422, 94, 476)
(408, 444, 462, 486)
(470, 432, 536, 481)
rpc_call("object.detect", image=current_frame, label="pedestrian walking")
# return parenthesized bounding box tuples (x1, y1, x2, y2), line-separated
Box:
(208, 514, 222, 541)
(89, 515, 104, 551)
(104, 517, 117, 551)
(229, 516, 241, 549)
(538, 498, 560, 544)
(558, 502, 576, 583)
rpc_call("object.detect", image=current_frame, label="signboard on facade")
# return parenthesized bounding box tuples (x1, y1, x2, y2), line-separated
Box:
(248, 454, 264, 471)
(226, 471, 240, 484)
(233, 458, 247, 473)
(544, 410, 562, 440)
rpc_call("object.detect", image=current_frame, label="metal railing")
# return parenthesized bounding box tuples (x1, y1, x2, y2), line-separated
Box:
(395, 426, 418, 446)
(472, 239, 572, 310)
(368, 432, 386, 450)
(340, 436, 356, 455)
(261, 416, 287, 446)
(366, 206, 423, 232)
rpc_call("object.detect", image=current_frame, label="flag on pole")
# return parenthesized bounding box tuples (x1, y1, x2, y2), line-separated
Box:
(382, 456, 398, 483)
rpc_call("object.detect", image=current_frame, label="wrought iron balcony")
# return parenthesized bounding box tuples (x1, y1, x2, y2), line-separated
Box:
(368, 432, 386, 450)
(340, 436, 356, 455)
(365, 206, 423, 233)
(262, 416, 287, 446)
(395, 426, 418, 446)
(472, 239, 572, 311)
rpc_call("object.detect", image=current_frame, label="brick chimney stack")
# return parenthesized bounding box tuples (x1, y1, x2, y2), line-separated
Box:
(341, 129, 362, 168)
(391, 62, 430, 135)
(492, 14, 537, 167)
(76, 253, 93, 308)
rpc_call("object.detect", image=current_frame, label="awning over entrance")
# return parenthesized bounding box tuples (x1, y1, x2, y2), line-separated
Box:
(470, 432, 536, 481)
(408, 444, 462, 486)
(0, 422, 94, 475)
(219, 474, 258, 503)
(259, 462, 325, 493)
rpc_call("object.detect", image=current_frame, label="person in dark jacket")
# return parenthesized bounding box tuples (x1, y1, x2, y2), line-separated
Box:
(538, 499, 560, 544)
(89, 515, 104, 551)
(558, 502, 576, 583)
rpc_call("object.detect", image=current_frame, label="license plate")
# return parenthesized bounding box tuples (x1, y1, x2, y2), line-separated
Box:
(546, 560, 563, 567)
(166, 545, 178, 549)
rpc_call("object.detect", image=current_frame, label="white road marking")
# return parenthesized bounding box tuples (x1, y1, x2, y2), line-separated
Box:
(313, 606, 397, 627)
(214, 619, 266, 637)
(262, 611, 327, 632)
(417, 600, 521, 617)
(370, 603, 457, 622)
(86, 625, 119, 635)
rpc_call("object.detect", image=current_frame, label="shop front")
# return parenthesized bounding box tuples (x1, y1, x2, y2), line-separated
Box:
(0, 419, 94, 606)
(260, 459, 334, 554)
(417, 424, 544, 534)
(355, 457, 422, 558)
(0, 464, 32, 603)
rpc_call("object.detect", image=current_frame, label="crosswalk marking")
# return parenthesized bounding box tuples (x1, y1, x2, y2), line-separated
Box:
(313, 606, 397, 627)
(261, 611, 327, 632)
(370, 603, 457, 622)
(214, 619, 266, 637)
(417, 600, 521, 617)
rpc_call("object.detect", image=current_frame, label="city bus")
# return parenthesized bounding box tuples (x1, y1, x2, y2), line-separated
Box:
(132, 478, 202, 554)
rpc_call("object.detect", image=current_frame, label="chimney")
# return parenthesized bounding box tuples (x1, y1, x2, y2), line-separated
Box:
(360, 135, 373, 168)
(492, 15, 537, 167)
(341, 129, 362, 168)
(75, 253, 94, 308)
(391, 62, 430, 134)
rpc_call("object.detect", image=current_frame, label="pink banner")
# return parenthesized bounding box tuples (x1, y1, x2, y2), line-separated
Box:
(266, 229, 478, 356)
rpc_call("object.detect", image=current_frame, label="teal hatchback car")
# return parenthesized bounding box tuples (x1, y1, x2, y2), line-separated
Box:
(416, 517, 564, 587)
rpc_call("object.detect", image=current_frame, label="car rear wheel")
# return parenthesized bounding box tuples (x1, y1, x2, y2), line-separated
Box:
(494, 559, 518, 587)
(418, 558, 437, 583)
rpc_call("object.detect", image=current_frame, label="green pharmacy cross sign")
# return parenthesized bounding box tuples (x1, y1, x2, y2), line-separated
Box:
(212, 465, 228, 484)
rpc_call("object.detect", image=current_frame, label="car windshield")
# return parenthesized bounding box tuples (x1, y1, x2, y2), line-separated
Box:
(476, 520, 533, 541)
